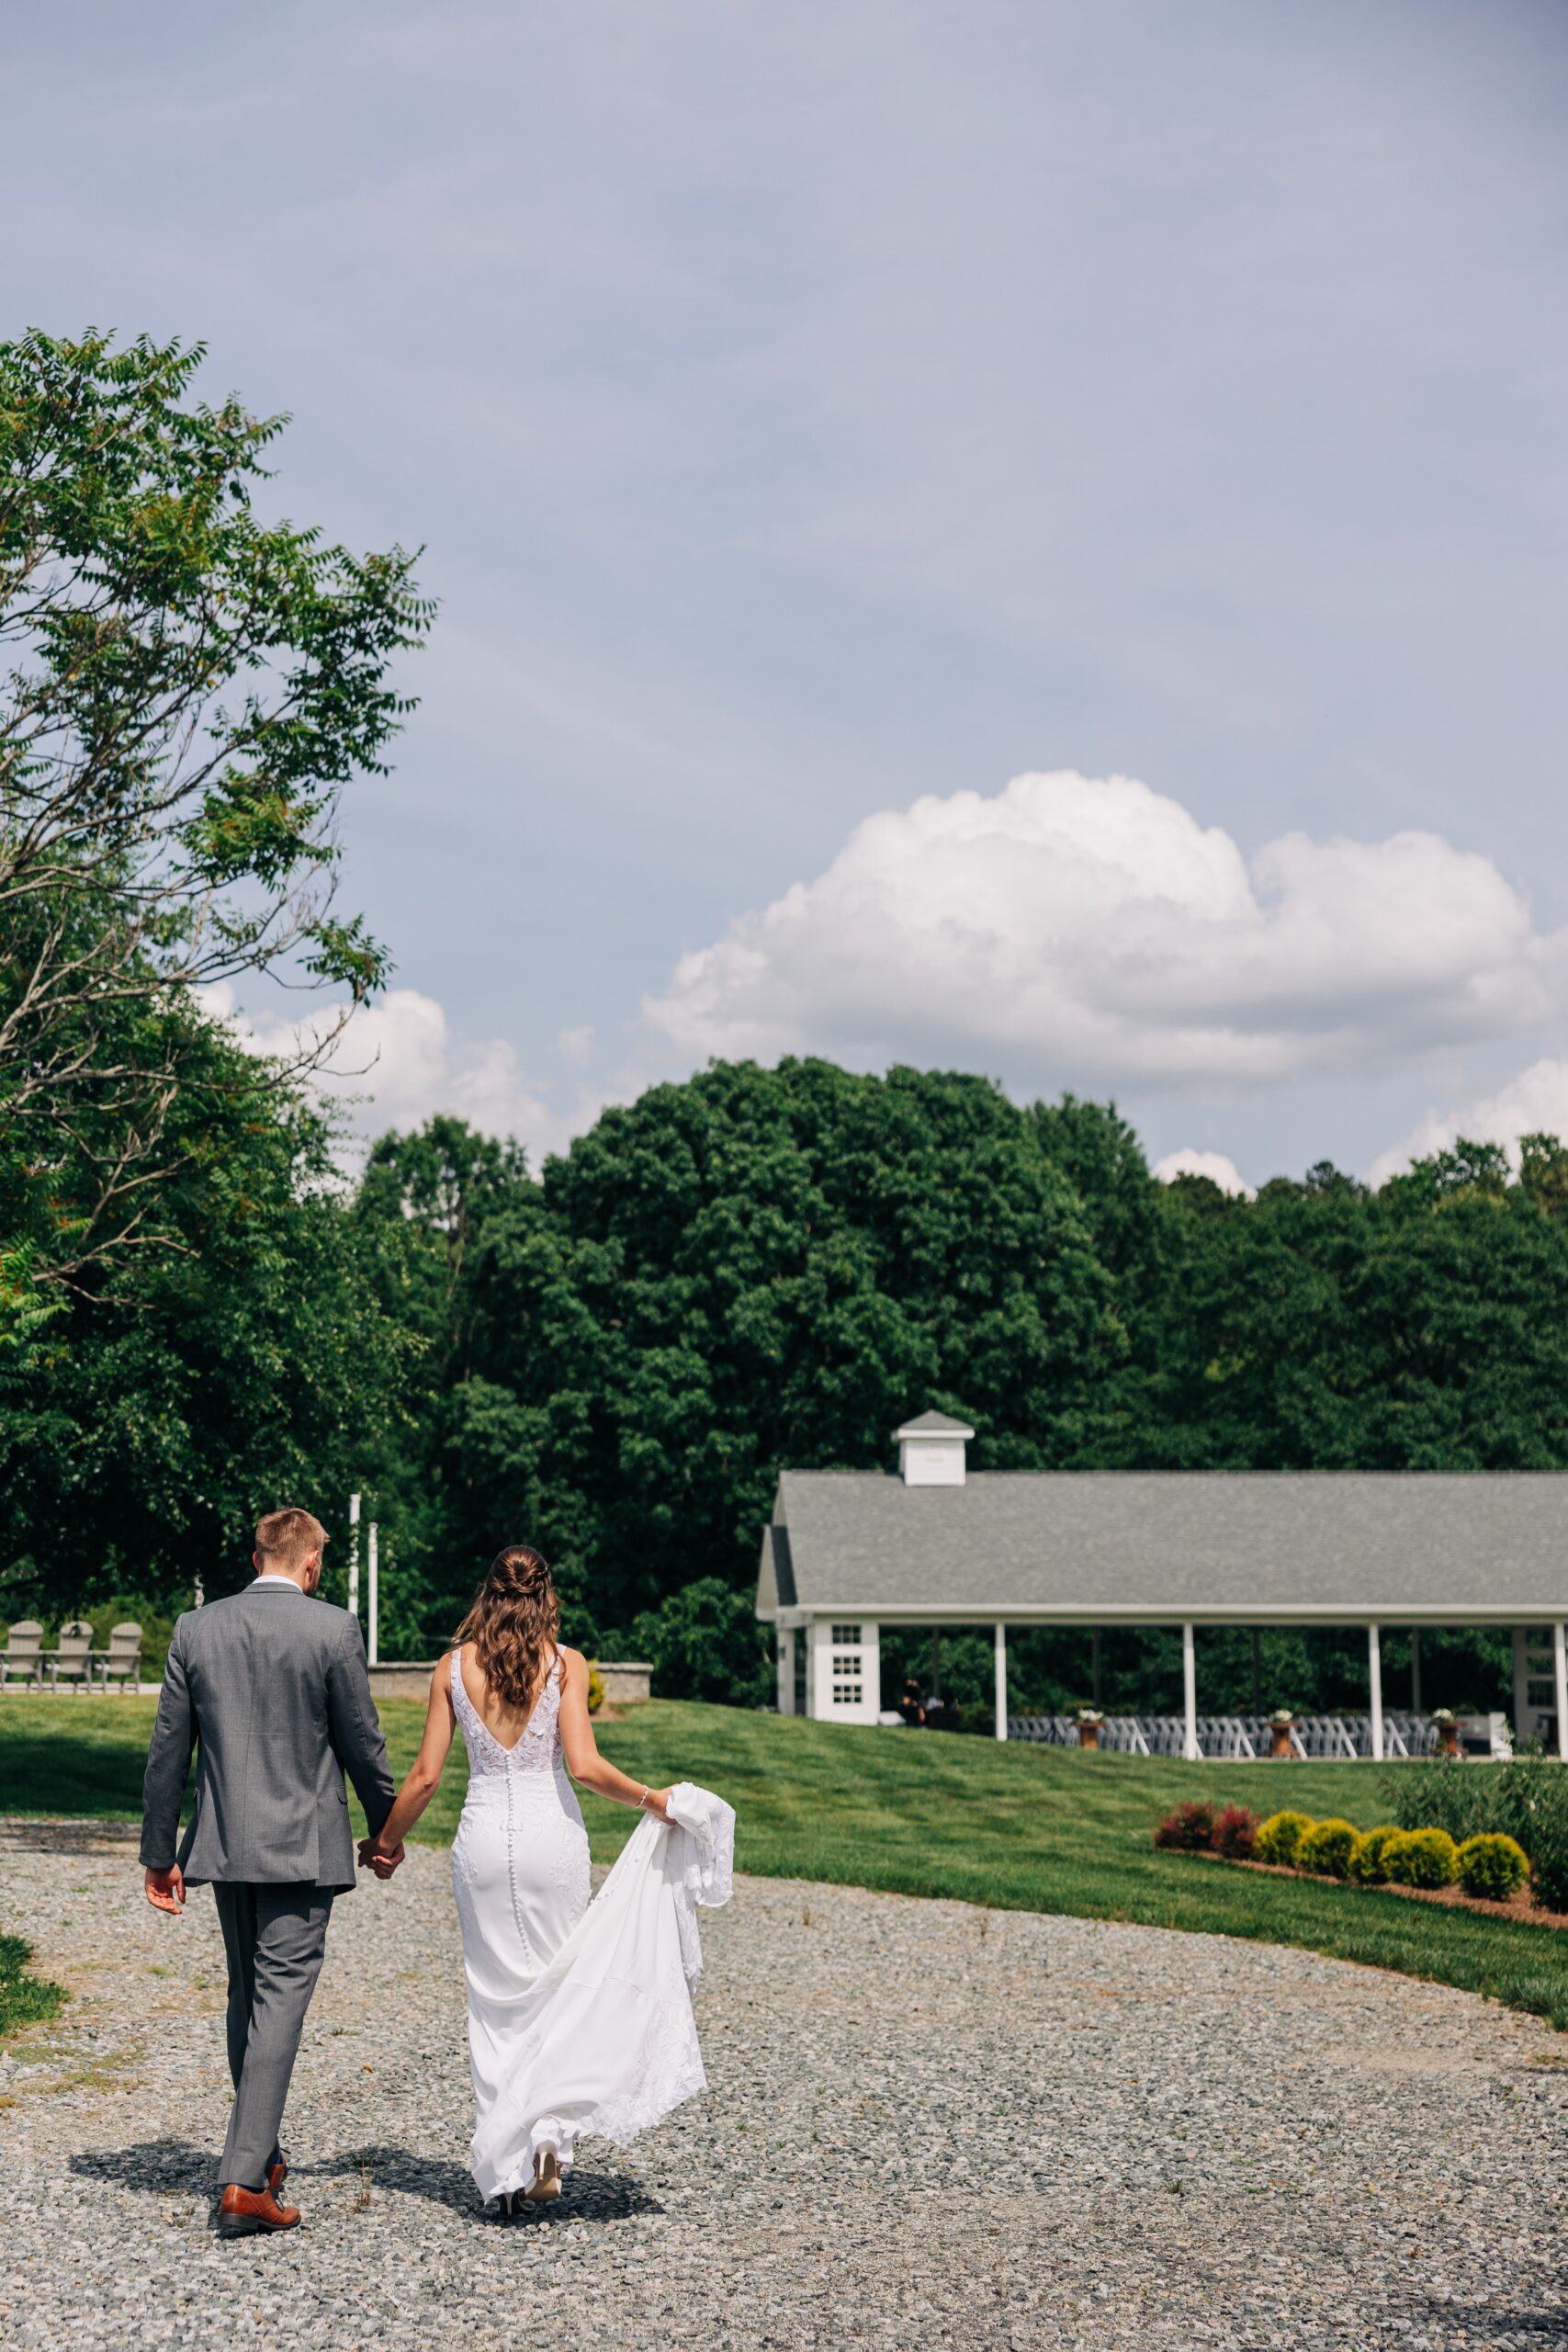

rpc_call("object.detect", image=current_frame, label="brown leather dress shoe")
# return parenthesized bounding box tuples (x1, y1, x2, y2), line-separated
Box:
(217, 2182, 301, 2237)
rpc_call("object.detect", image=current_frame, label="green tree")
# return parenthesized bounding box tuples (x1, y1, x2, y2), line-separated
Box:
(0, 1016, 416, 1618)
(0, 330, 430, 1314)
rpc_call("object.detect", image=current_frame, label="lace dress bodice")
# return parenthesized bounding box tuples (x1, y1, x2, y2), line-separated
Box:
(451, 1646, 565, 1781)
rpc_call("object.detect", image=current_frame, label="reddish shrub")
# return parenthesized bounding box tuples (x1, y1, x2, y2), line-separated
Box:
(1212, 1803, 1260, 1860)
(1153, 1800, 1219, 1852)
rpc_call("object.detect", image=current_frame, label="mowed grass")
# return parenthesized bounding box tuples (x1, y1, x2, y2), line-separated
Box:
(5, 1693, 1568, 2030)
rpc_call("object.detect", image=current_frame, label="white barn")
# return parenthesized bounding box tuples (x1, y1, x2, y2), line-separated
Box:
(754, 1410, 1568, 1759)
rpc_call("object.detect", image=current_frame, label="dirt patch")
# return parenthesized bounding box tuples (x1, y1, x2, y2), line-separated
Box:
(1201, 1850, 1568, 1929)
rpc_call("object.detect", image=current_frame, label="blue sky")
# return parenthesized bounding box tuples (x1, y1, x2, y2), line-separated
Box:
(11, 2, 1568, 1185)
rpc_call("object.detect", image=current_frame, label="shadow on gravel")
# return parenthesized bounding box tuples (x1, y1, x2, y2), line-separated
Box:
(1425, 2301, 1568, 2345)
(71, 2140, 214, 2191)
(0, 1818, 141, 1852)
(308, 2144, 664, 2226)
(68, 2139, 663, 2228)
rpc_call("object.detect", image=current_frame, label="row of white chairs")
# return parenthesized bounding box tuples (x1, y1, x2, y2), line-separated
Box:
(1005, 1711, 1453, 1758)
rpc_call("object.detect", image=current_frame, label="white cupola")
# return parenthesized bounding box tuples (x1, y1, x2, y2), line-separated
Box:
(894, 1409, 975, 1487)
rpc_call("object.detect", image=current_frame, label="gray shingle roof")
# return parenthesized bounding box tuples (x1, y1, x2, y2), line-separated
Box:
(895, 1410, 975, 1436)
(759, 1470, 1568, 1623)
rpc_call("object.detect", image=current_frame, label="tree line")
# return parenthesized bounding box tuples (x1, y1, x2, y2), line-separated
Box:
(6, 332, 1564, 1722)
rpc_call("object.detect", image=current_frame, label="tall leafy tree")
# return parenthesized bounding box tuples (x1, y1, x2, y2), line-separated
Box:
(0, 330, 430, 1311)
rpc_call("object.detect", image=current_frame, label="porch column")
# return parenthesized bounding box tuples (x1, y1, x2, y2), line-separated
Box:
(1410, 1626, 1422, 1715)
(776, 1626, 796, 1715)
(1555, 1621, 1568, 1761)
(1368, 1623, 1384, 1762)
(994, 1622, 1008, 1743)
(1182, 1622, 1198, 1760)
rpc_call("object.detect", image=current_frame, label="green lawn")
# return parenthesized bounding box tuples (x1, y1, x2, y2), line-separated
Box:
(5, 1693, 1567, 2030)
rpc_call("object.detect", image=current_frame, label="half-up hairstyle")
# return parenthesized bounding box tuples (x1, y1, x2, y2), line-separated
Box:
(456, 1544, 560, 1713)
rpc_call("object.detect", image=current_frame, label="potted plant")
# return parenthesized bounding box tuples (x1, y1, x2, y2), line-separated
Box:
(1073, 1706, 1107, 1752)
(1267, 1708, 1297, 1759)
(1430, 1706, 1462, 1759)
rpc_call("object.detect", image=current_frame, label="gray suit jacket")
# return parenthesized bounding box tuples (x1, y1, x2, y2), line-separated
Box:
(140, 1583, 396, 1892)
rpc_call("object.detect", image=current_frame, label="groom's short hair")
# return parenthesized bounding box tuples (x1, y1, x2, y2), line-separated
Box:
(254, 1506, 327, 1574)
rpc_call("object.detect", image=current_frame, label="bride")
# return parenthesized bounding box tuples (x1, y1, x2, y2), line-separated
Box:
(363, 1544, 728, 2211)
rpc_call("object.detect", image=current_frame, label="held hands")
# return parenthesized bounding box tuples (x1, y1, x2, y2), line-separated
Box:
(144, 1864, 186, 1916)
(357, 1836, 406, 1882)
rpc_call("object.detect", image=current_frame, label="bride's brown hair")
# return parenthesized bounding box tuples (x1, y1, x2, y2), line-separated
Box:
(456, 1544, 560, 1713)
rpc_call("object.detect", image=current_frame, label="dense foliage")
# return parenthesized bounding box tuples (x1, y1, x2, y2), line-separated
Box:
(1394, 1755, 1568, 1910)
(337, 1086, 1568, 1708)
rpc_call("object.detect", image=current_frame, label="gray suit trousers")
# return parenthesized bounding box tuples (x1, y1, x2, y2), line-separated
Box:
(212, 1883, 333, 2189)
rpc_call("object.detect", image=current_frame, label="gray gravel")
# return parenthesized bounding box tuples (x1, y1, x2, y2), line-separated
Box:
(2, 1819, 1566, 2349)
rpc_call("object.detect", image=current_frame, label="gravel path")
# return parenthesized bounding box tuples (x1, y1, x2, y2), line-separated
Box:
(2, 1821, 1566, 2350)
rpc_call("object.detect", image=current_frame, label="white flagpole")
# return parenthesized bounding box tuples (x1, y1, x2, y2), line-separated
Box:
(367, 1521, 379, 1666)
(347, 1492, 361, 1625)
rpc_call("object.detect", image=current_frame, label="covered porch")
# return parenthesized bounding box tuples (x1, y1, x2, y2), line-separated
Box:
(770, 1610, 1568, 1758)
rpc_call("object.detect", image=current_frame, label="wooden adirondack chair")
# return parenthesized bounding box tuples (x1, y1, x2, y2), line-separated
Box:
(96, 1621, 143, 1693)
(2, 1621, 43, 1689)
(49, 1619, 96, 1691)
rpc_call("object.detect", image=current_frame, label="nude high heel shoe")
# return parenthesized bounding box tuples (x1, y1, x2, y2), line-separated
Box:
(524, 2149, 562, 2204)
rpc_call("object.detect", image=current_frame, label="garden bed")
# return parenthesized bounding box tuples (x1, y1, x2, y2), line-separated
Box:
(1197, 1849, 1568, 1930)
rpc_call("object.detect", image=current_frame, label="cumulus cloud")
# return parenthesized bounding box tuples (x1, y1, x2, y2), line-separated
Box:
(1369, 1057, 1568, 1187)
(199, 984, 597, 1164)
(1152, 1148, 1254, 1197)
(643, 771, 1566, 1091)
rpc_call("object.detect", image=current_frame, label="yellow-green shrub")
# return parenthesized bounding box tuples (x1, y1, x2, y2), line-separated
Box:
(1382, 1827, 1458, 1889)
(1296, 1818, 1359, 1879)
(1348, 1826, 1401, 1884)
(1254, 1810, 1314, 1867)
(586, 1661, 606, 1715)
(1455, 1832, 1528, 1902)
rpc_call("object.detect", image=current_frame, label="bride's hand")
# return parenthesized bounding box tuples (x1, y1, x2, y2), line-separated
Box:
(643, 1786, 674, 1823)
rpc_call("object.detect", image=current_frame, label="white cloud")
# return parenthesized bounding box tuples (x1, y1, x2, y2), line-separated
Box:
(1369, 1057, 1568, 1187)
(643, 770, 1565, 1091)
(1152, 1148, 1254, 1197)
(198, 984, 599, 1164)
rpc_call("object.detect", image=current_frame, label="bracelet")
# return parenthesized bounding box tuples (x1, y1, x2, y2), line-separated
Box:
(636, 1784, 649, 1810)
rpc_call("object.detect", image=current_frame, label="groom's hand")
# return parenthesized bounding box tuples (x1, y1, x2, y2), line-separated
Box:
(144, 1864, 186, 1916)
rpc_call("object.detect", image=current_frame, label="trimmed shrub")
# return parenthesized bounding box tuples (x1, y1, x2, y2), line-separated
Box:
(1212, 1804, 1260, 1860)
(1254, 1810, 1314, 1867)
(1348, 1826, 1401, 1885)
(1455, 1832, 1529, 1903)
(1296, 1818, 1359, 1879)
(1153, 1801, 1219, 1852)
(1382, 1827, 1459, 1889)
(585, 1661, 606, 1716)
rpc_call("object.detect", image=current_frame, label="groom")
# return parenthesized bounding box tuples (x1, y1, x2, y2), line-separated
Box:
(141, 1507, 402, 2236)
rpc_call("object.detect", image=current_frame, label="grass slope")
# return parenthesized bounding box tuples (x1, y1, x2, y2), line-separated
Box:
(5, 1694, 1566, 2029)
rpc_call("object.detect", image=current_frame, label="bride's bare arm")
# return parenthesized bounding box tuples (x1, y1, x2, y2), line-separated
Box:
(365, 1655, 457, 1864)
(557, 1649, 672, 1821)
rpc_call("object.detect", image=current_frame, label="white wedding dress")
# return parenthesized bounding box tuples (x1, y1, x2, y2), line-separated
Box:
(448, 1645, 734, 2201)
